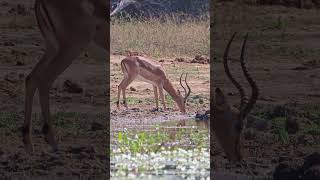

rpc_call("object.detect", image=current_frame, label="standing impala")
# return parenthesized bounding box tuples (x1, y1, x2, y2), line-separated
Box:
(213, 33, 259, 161)
(22, 0, 132, 153)
(117, 56, 191, 113)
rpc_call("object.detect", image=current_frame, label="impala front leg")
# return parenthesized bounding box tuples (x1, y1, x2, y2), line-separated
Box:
(23, 47, 56, 153)
(122, 89, 128, 109)
(23, 75, 37, 153)
(158, 86, 167, 111)
(117, 85, 121, 110)
(153, 85, 159, 111)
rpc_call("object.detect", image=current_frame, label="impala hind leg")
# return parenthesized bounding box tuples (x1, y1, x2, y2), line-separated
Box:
(37, 80, 58, 151)
(118, 74, 137, 109)
(158, 86, 167, 111)
(23, 47, 56, 153)
(37, 41, 92, 151)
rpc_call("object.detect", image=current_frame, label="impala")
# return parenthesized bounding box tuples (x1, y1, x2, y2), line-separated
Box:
(213, 33, 259, 161)
(22, 0, 132, 153)
(117, 56, 191, 113)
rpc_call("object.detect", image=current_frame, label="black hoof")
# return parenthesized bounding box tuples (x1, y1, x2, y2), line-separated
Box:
(150, 108, 159, 112)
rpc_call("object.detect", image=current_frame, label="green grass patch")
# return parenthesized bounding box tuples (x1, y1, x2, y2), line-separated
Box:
(0, 112, 21, 133)
(165, 94, 174, 106)
(301, 124, 320, 135)
(302, 104, 320, 123)
(116, 130, 169, 154)
(113, 126, 208, 155)
(126, 96, 142, 105)
(271, 117, 289, 144)
(0, 111, 104, 136)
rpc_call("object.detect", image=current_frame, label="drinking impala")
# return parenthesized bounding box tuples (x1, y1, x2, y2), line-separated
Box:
(117, 56, 191, 113)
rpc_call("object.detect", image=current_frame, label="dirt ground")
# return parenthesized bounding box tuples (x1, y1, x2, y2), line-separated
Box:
(212, 2, 320, 178)
(0, 0, 108, 178)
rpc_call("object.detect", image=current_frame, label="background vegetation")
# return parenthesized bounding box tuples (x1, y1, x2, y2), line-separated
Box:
(111, 15, 209, 58)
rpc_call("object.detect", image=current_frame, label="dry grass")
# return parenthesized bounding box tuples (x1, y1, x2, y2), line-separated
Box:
(111, 15, 209, 58)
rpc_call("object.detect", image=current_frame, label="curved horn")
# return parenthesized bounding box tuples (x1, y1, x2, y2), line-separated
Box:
(184, 73, 191, 102)
(223, 32, 247, 110)
(239, 33, 249, 110)
(240, 33, 259, 120)
(180, 73, 187, 97)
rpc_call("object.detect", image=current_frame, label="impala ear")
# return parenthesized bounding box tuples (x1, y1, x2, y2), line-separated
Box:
(177, 89, 181, 95)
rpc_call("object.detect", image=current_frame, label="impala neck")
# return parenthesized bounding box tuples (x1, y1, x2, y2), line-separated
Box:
(163, 79, 181, 102)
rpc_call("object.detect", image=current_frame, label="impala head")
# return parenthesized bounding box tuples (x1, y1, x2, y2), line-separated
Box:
(176, 73, 191, 113)
(214, 32, 259, 162)
(214, 87, 245, 161)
